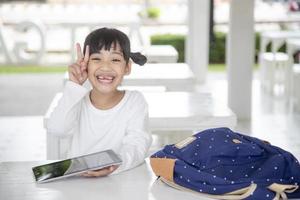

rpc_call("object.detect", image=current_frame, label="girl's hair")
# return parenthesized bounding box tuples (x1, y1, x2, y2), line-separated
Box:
(83, 27, 147, 66)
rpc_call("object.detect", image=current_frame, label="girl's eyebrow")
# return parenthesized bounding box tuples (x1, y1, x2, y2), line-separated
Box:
(110, 51, 123, 56)
(90, 53, 101, 57)
(90, 51, 123, 57)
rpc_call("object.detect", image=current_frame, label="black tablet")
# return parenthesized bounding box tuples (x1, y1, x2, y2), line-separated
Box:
(32, 149, 122, 183)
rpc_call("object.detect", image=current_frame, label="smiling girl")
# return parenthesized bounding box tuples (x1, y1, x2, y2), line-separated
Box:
(46, 28, 152, 177)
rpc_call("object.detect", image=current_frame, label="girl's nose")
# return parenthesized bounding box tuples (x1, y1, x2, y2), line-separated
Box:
(99, 62, 111, 70)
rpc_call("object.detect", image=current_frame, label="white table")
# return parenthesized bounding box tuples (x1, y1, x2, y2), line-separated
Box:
(143, 92, 236, 131)
(44, 92, 237, 159)
(64, 63, 196, 91)
(0, 160, 214, 200)
(144, 45, 178, 63)
(45, 92, 237, 132)
(124, 63, 195, 91)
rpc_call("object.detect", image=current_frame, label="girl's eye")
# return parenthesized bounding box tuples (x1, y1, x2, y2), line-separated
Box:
(112, 59, 121, 62)
(91, 58, 101, 61)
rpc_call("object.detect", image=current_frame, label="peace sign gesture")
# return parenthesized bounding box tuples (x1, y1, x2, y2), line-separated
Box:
(68, 43, 89, 85)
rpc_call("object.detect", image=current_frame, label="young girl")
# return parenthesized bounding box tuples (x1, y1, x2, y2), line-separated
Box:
(46, 27, 152, 177)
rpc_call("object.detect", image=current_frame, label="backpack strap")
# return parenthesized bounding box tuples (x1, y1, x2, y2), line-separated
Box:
(159, 177, 257, 200)
(268, 183, 299, 200)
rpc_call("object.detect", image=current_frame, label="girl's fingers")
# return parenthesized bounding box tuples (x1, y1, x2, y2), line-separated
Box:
(72, 64, 81, 75)
(76, 43, 84, 63)
(80, 45, 89, 72)
(81, 62, 88, 72)
(84, 45, 89, 63)
(81, 70, 87, 80)
(68, 69, 80, 84)
(81, 172, 91, 177)
(81, 166, 116, 177)
(69, 64, 82, 80)
(82, 170, 107, 177)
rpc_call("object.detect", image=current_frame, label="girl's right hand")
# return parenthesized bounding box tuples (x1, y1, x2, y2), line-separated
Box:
(81, 165, 119, 177)
(68, 43, 89, 85)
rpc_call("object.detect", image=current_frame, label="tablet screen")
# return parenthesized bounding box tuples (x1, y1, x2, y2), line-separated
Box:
(32, 149, 122, 183)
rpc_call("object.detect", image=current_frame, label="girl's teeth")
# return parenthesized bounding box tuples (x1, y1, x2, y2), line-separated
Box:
(98, 76, 113, 80)
(97, 76, 114, 83)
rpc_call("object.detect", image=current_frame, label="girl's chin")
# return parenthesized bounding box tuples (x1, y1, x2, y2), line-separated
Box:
(93, 84, 118, 94)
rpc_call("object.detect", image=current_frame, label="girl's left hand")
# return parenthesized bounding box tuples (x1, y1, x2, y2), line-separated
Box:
(81, 165, 118, 177)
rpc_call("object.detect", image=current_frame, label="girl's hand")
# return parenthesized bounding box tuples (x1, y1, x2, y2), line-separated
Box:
(81, 165, 119, 177)
(68, 43, 89, 85)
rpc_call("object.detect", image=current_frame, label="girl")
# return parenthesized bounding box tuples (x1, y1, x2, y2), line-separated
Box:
(46, 27, 152, 177)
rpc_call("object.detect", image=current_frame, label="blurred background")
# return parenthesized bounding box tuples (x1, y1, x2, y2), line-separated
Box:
(0, 0, 300, 162)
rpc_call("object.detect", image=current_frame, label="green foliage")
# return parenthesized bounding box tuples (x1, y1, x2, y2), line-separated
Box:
(0, 32, 265, 74)
(255, 32, 260, 63)
(147, 7, 161, 19)
(151, 33, 228, 64)
(151, 32, 268, 64)
(151, 34, 185, 62)
(0, 66, 67, 73)
(209, 32, 226, 64)
(138, 7, 161, 19)
(208, 64, 226, 71)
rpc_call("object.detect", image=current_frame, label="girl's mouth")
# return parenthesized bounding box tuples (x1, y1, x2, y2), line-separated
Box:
(96, 75, 115, 84)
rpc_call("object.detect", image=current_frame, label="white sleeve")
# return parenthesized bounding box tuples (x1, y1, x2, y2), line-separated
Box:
(46, 81, 89, 137)
(113, 94, 153, 174)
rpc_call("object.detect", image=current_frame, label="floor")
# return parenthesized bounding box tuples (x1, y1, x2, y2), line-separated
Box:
(0, 72, 299, 162)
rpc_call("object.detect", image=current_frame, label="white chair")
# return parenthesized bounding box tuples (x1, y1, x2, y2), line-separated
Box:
(259, 31, 300, 95)
(143, 45, 178, 63)
(292, 64, 300, 111)
(260, 52, 289, 94)
(287, 39, 300, 109)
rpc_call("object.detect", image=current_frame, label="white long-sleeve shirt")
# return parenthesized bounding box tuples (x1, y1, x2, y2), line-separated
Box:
(46, 81, 152, 174)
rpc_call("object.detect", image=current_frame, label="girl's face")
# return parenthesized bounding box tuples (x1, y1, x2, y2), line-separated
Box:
(87, 43, 131, 94)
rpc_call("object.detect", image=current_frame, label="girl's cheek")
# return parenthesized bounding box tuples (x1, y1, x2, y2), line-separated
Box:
(87, 64, 96, 73)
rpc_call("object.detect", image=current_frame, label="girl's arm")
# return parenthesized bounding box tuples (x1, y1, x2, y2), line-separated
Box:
(46, 81, 89, 137)
(114, 96, 153, 174)
(46, 43, 89, 137)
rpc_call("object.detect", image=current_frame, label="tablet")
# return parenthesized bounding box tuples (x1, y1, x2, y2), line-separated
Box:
(32, 149, 122, 183)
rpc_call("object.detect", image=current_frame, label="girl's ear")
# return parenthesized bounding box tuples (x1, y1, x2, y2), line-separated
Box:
(125, 60, 132, 75)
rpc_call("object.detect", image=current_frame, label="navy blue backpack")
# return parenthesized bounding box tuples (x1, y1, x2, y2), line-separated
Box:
(150, 127, 300, 199)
